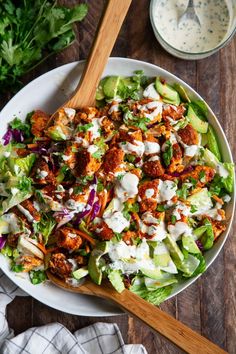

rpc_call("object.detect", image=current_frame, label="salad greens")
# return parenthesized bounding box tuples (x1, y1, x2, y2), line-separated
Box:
(0, 72, 234, 307)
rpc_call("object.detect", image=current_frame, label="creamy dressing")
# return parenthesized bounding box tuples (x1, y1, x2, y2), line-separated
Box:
(87, 144, 98, 154)
(148, 155, 160, 162)
(145, 188, 155, 198)
(64, 108, 76, 120)
(185, 145, 199, 157)
(172, 202, 191, 220)
(115, 172, 139, 202)
(153, 0, 231, 53)
(144, 141, 160, 154)
(143, 83, 160, 100)
(108, 104, 119, 114)
(157, 180, 177, 202)
(119, 140, 145, 157)
(88, 118, 103, 140)
(104, 211, 130, 233)
(168, 221, 192, 241)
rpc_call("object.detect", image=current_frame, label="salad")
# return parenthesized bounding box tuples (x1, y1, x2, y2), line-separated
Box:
(0, 71, 234, 305)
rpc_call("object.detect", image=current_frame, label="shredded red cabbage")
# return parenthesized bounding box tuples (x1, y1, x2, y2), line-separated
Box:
(74, 176, 98, 226)
(3, 128, 24, 145)
(90, 200, 100, 221)
(54, 208, 74, 229)
(168, 165, 194, 177)
(0, 235, 7, 249)
(195, 240, 204, 251)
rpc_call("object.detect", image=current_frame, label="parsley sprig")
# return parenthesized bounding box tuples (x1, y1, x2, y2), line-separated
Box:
(0, 1, 88, 92)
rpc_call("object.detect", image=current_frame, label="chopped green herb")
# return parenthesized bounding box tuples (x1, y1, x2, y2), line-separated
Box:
(190, 205, 198, 213)
(29, 270, 46, 285)
(171, 215, 177, 224)
(176, 184, 189, 200)
(76, 123, 93, 133)
(11, 263, 24, 272)
(10, 118, 31, 138)
(162, 141, 173, 167)
(0, 1, 88, 93)
(189, 177, 197, 188)
(156, 204, 166, 212)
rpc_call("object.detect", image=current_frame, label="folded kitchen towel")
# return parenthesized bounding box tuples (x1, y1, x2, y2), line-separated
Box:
(0, 270, 147, 354)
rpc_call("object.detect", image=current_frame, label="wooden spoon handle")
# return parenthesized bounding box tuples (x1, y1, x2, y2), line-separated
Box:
(83, 282, 227, 354)
(66, 0, 132, 108)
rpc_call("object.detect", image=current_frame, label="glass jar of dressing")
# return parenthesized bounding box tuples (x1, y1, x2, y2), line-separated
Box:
(150, 0, 236, 60)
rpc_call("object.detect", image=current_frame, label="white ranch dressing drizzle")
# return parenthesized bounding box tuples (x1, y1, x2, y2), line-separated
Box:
(144, 141, 160, 154)
(143, 83, 160, 100)
(168, 221, 192, 241)
(119, 140, 145, 157)
(153, 0, 231, 53)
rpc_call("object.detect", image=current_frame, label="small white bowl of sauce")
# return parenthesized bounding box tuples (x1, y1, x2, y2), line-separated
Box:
(150, 0, 236, 60)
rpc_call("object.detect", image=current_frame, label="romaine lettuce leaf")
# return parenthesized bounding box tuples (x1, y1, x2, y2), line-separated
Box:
(130, 276, 172, 305)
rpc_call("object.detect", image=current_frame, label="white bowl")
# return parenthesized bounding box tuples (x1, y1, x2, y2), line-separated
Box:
(0, 58, 234, 316)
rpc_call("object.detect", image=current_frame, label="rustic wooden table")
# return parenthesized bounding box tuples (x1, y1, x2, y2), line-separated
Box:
(4, 1, 236, 353)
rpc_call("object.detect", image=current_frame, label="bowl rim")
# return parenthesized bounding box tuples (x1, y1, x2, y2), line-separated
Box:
(0, 57, 235, 316)
(149, 0, 236, 57)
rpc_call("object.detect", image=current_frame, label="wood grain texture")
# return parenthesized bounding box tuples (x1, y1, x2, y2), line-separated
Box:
(4, 1, 236, 353)
(46, 272, 226, 354)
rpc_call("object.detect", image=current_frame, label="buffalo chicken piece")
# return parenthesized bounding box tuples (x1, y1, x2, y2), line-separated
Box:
(49, 253, 73, 279)
(55, 227, 82, 251)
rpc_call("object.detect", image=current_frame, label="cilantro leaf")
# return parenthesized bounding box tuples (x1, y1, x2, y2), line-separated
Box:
(162, 141, 173, 167)
(29, 270, 46, 285)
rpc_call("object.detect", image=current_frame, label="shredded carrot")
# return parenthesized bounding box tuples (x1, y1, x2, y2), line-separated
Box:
(36, 243, 47, 254)
(212, 195, 224, 204)
(85, 244, 90, 253)
(27, 143, 38, 149)
(99, 190, 108, 216)
(75, 229, 96, 246)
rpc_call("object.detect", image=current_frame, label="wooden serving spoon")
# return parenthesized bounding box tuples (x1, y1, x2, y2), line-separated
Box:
(46, 1, 227, 353)
(48, 0, 132, 127)
(47, 271, 226, 354)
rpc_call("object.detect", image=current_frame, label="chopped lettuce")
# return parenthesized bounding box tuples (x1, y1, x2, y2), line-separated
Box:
(33, 213, 56, 245)
(130, 276, 172, 305)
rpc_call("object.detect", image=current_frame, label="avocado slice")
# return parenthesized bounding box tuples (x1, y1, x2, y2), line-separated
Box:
(173, 83, 191, 102)
(155, 77, 180, 105)
(73, 267, 89, 280)
(141, 267, 163, 280)
(187, 105, 209, 133)
(88, 241, 109, 285)
(95, 77, 108, 101)
(200, 219, 214, 250)
(182, 235, 200, 254)
(206, 125, 222, 161)
(175, 254, 200, 277)
(153, 253, 170, 267)
(103, 76, 121, 98)
(164, 234, 184, 263)
(144, 273, 177, 290)
(107, 269, 125, 293)
(187, 188, 213, 213)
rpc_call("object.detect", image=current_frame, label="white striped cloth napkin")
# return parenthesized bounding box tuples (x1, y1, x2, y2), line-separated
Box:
(0, 270, 147, 354)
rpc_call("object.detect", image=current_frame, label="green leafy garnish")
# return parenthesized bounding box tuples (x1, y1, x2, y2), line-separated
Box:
(33, 213, 56, 244)
(11, 263, 24, 272)
(76, 123, 93, 133)
(162, 141, 173, 167)
(29, 270, 46, 285)
(0, 1, 88, 92)
(9, 118, 31, 138)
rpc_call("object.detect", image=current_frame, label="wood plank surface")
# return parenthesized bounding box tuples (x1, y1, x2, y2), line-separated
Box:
(3, 1, 236, 353)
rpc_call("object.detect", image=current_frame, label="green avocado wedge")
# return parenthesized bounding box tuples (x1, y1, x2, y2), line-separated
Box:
(155, 77, 180, 105)
(187, 105, 209, 133)
(103, 76, 121, 98)
(88, 241, 109, 285)
(206, 125, 222, 161)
